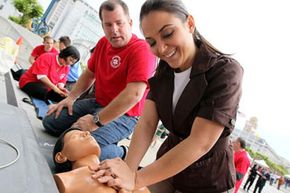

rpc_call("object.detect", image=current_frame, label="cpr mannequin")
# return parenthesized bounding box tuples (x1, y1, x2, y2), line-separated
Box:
(53, 128, 150, 193)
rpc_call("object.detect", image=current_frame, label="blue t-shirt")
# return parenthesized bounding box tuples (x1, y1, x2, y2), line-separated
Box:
(67, 61, 82, 82)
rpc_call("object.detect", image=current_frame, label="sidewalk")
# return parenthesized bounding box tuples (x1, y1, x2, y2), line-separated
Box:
(239, 176, 290, 193)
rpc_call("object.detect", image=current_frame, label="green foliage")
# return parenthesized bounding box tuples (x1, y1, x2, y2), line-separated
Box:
(9, 0, 43, 27)
(246, 147, 288, 175)
(9, 16, 22, 24)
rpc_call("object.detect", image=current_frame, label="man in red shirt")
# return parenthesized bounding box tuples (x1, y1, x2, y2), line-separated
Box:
(29, 36, 59, 64)
(43, 0, 156, 161)
(234, 137, 251, 193)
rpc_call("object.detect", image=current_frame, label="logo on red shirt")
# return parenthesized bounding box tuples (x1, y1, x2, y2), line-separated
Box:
(60, 73, 66, 80)
(110, 55, 121, 68)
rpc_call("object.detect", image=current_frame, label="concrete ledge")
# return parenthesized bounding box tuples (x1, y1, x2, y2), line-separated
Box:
(4, 71, 18, 107)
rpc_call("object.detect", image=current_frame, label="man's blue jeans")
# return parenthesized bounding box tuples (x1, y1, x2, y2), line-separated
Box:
(42, 98, 137, 161)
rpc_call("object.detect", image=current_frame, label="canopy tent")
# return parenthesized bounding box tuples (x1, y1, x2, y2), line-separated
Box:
(254, 159, 269, 169)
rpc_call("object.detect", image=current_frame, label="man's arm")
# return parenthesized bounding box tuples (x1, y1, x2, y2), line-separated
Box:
(74, 81, 147, 131)
(96, 81, 147, 125)
(68, 68, 95, 100)
(29, 55, 35, 64)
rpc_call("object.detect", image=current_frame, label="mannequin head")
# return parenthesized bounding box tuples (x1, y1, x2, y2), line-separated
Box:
(53, 128, 101, 173)
(53, 128, 150, 193)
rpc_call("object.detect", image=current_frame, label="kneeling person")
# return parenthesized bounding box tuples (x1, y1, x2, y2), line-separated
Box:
(43, 0, 156, 161)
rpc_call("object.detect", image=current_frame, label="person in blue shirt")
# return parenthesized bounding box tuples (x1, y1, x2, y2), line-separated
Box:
(58, 36, 82, 91)
(66, 60, 82, 91)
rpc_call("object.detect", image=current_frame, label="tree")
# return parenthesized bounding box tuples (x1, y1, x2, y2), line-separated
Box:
(9, 0, 43, 28)
(246, 147, 288, 175)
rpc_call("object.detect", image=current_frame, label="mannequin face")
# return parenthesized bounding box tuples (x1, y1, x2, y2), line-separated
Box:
(58, 130, 100, 162)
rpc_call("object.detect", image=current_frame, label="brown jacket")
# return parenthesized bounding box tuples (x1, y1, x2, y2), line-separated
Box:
(147, 43, 243, 193)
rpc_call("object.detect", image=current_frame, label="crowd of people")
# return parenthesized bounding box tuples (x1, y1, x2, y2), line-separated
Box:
(11, 0, 289, 193)
(232, 137, 289, 193)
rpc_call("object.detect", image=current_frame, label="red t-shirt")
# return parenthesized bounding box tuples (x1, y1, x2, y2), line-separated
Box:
(88, 34, 156, 116)
(19, 53, 69, 89)
(31, 45, 59, 60)
(234, 150, 250, 193)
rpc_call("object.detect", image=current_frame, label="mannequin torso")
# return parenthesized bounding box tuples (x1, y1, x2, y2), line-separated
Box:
(53, 129, 150, 193)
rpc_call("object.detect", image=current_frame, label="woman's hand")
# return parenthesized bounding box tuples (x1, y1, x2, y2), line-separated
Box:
(90, 158, 136, 192)
(52, 85, 68, 97)
(57, 85, 69, 96)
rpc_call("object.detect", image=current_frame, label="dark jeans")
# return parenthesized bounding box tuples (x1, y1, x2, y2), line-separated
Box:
(243, 176, 256, 191)
(253, 183, 265, 193)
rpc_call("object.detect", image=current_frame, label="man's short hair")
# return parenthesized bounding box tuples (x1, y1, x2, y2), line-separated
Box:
(59, 36, 71, 47)
(43, 35, 53, 42)
(99, 0, 130, 21)
(237, 137, 246, 149)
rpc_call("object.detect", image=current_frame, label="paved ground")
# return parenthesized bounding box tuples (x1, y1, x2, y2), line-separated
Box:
(239, 175, 290, 193)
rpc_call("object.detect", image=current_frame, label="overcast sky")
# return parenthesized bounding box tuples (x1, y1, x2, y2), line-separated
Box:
(39, 0, 290, 162)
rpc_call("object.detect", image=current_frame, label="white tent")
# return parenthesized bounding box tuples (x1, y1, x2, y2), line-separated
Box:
(254, 159, 269, 169)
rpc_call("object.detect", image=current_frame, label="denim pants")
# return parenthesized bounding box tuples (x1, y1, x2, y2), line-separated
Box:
(42, 98, 137, 161)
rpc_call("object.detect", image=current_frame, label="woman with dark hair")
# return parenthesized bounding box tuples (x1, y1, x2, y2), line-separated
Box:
(52, 128, 150, 193)
(19, 46, 80, 102)
(93, 0, 243, 193)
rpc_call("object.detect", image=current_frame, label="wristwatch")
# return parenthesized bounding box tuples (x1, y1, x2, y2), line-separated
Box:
(93, 114, 104, 127)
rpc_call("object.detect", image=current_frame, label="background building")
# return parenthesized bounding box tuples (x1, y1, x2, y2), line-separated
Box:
(0, 16, 42, 68)
(0, 0, 20, 19)
(232, 115, 290, 171)
(45, 0, 103, 64)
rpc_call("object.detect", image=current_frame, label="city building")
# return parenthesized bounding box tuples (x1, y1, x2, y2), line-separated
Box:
(45, 0, 103, 64)
(0, 0, 21, 19)
(231, 115, 290, 171)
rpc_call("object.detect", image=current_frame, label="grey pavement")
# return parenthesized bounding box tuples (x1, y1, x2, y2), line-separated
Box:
(239, 175, 290, 193)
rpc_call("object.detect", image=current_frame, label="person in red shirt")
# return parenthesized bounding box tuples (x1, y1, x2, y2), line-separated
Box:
(42, 0, 156, 162)
(89, 1, 243, 192)
(19, 46, 80, 102)
(29, 36, 59, 64)
(233, 137, 251, 193)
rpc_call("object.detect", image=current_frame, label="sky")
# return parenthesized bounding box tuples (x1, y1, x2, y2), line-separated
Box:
(39, 0, 290, 162)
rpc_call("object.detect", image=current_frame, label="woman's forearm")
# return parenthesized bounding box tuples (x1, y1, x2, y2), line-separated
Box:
(126, 119, 156, 171)
(134, 117, 224, 189)
(126, 100, 159, 171)
(39, 76, 56, 89)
